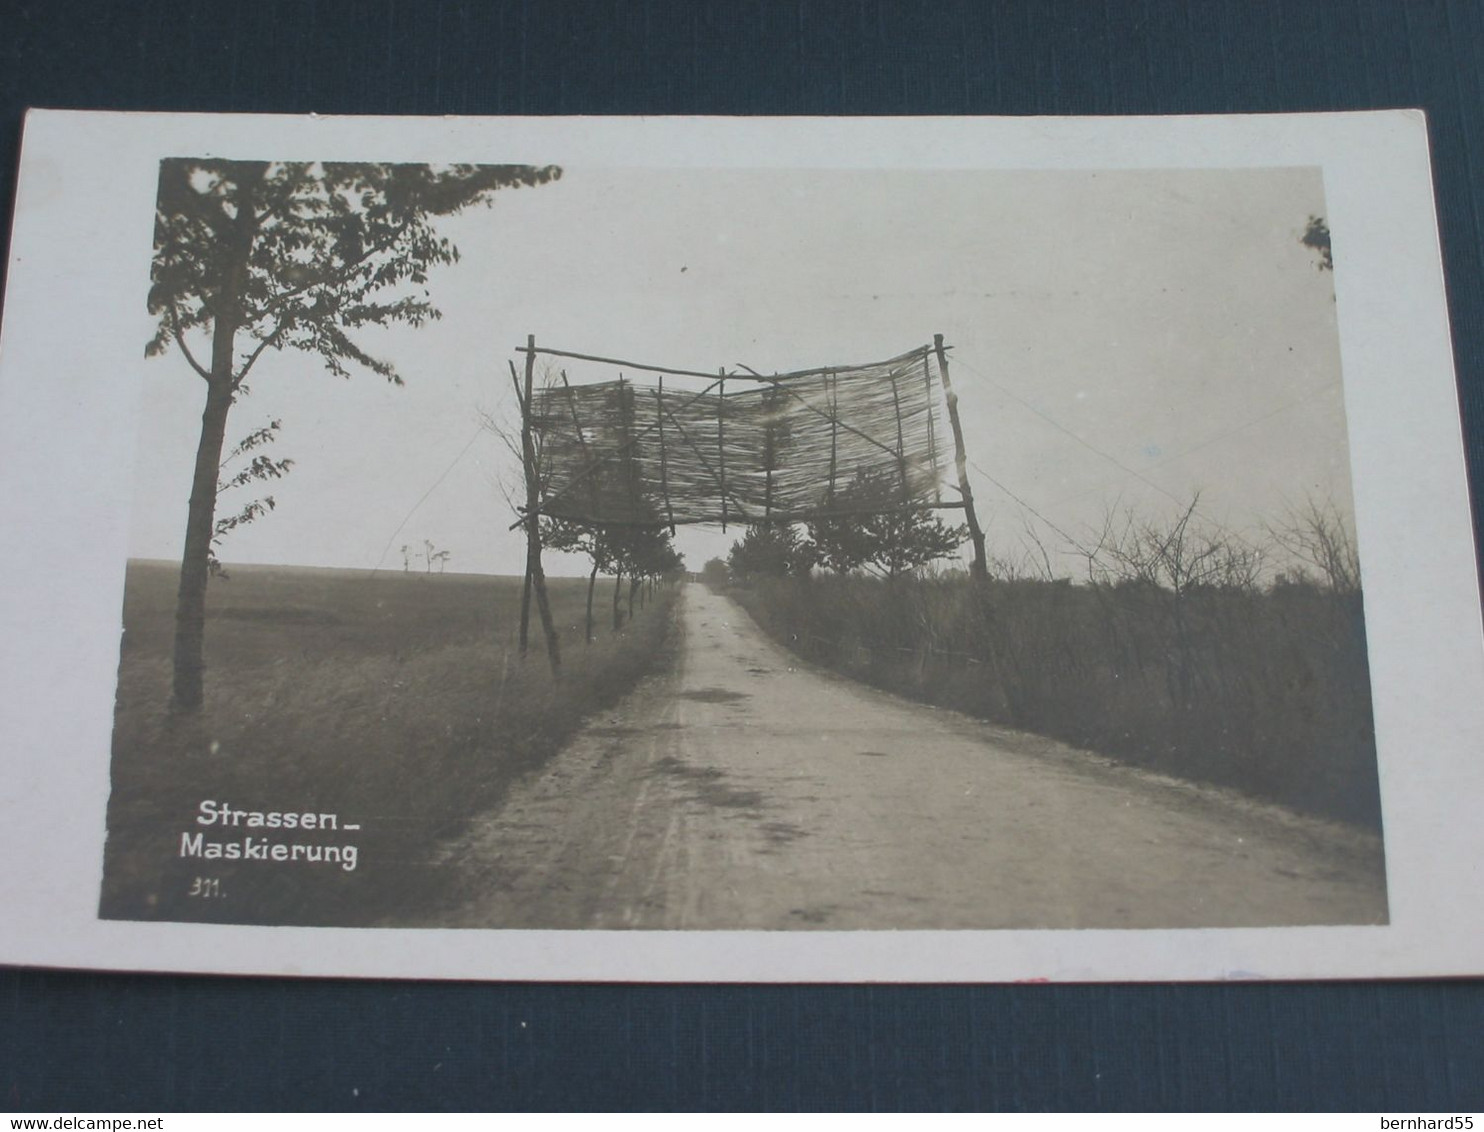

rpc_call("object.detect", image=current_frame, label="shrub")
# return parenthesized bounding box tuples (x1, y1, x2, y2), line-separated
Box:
(732, 570, 1380, 828)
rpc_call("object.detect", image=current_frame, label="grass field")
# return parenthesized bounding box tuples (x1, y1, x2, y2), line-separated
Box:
(100, 561, 676, 927)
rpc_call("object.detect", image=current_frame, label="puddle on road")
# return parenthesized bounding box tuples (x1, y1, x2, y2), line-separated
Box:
(858, 750, 890, 758)
(759, 820, 804, 845)
(787, 905, 837, 924)
(652, 757, 764, 810)
(679, 687, 750, 704)
(650, 758, 809, 851)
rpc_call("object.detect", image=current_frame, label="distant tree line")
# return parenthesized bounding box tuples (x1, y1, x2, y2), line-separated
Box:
(542, 515, 685, 642)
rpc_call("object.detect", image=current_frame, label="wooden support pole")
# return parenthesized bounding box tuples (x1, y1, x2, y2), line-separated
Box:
(933, 334, 988, 581)
(517, 359, 534, 657)
(585, 560, 598, 644)
(616, 373, 634, 517)
(518, 341, 930, 384)
(558, 369, 602, 525)
(520, 334, 562, 676)
(510, 353, 534, 655)
(717, 368, 728, 532)
(826, 371, 838, 504)
(889, 366, 909, 503)
(923, 351, 941, 504)
(658, 375, 675, 533)
(762, 385, 775, 523)
(508, 360, 526, 412)
(518, 565, 533, 654)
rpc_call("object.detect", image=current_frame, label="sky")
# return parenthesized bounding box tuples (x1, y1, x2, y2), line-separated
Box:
(127, 164, 1347, 579)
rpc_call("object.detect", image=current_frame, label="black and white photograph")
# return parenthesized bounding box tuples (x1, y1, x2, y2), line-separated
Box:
(0, 111, 1479, 980)
(93, 154, 1387, 933)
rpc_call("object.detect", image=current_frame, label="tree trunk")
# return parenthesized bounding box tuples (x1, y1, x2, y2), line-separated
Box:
(612, 571, 624, 631)
(529, 549, 562, 679)
(168, 160, 265, 714)
(585, 561, 598, 643)
(518, 559, 533, 654)
(628, 576, 639, 619)
(933, 334, 988, 582)
(171, 378, 236, 712)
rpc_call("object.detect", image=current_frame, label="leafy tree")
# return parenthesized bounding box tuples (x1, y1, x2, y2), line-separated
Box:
(542, 518, 620, 643)
(654, 542, 687, 580)
(209, 418, 293, 579)
(700, 557, 730, 589)
(540, 516, 681, 638)
(728, 522, 809, 582)
(148, 159, 559, 710)
(806, 468, 967, 579)
(615, 522, 681, 620)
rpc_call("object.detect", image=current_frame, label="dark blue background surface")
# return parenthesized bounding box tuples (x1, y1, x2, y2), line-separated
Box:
(3, 0, 1482, 1111)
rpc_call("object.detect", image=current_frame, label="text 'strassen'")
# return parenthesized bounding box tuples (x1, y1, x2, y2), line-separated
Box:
(179, 800, 360, 871)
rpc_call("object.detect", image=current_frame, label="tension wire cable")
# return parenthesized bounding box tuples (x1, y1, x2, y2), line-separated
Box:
(372, 423, 488, 572)
(950, 354, 1278, 557)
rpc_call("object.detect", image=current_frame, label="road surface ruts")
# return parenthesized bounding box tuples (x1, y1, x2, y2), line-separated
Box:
(431, 583, 1387, 929)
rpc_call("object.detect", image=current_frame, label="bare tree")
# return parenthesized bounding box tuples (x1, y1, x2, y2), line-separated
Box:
(1080, 494, 1263, 594)
(1267, 497, 1361, 594)
(1078, 494, 1266, 709)
(1016, 513, 1058, 583)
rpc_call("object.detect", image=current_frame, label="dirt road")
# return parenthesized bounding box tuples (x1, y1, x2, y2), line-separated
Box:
(434, 584, 1387, 929)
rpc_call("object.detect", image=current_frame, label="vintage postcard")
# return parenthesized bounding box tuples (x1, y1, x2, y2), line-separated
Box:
(0, 110, 1479, 981)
